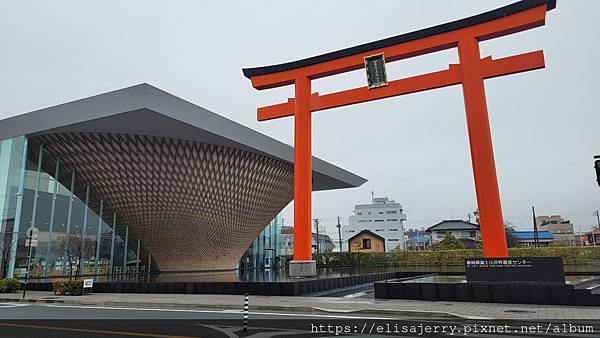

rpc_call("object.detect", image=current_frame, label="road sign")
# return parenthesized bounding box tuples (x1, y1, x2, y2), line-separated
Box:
(27, 226, 39, 240)
(25, 239, 38, 247)
(83, 279, 94, 288)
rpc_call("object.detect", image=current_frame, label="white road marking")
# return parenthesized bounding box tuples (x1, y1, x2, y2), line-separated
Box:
(344, 292, 367, 298)
(41, 303, 418, 320)
(0, 303, 30, 308)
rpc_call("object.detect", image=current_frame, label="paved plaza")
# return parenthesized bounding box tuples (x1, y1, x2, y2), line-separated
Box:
(2, 291, 599, 320)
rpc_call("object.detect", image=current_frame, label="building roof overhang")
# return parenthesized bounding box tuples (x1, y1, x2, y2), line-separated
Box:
(0, 83, 366, 191)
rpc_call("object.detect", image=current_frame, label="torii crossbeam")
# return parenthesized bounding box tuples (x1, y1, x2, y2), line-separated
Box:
(243, 0, 556, 275)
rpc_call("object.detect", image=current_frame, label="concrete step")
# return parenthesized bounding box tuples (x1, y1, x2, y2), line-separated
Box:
(574, 277, 600, 294)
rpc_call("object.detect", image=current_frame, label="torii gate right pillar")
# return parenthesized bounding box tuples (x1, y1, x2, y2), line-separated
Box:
(459, 38, 508, 257)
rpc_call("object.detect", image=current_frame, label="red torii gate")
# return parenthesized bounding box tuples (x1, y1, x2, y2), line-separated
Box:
(243, 0, 555, 274)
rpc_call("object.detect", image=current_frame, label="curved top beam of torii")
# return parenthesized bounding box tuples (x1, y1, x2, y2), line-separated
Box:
(243, 0, 555, 87)
(243, 0, 556, 263)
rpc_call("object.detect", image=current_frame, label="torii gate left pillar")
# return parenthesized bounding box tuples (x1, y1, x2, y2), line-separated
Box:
(243, 0, 556, 277)
(290, 76, 315, 276)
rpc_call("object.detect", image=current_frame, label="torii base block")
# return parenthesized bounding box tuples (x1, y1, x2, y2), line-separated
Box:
(289, 260, 317, 278)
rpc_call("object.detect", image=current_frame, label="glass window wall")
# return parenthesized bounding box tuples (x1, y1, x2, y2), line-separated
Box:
(239, 214, 282, 270)
(0, 136, 140, 281)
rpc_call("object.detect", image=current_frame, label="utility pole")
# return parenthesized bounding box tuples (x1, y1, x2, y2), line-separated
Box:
(336, 216, 343, 252)
(532, 206, 539, 248)
(314, 218, 319, 254)
(593, 210, 599, 246)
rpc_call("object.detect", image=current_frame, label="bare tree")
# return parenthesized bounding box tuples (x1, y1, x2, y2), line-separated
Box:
(504, 224, 520, 248)
(472, 209, 480, 224)
(57, 232, 95, 281)
(0, 236, 16, 279)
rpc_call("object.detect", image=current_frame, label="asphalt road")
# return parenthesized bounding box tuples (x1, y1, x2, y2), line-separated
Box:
(1, 302, 599, 338)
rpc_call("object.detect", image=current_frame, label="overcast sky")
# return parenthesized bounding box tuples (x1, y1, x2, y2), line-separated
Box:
(1, 1, 598, 237)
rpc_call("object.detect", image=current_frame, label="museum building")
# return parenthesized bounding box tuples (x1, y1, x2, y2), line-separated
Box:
(0, 84, 365, 279)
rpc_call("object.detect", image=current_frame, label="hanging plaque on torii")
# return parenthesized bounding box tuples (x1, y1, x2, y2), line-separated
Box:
(243, 0, 556, 274)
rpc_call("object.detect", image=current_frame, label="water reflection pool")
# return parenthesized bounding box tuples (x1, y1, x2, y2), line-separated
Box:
(148, 266, 401, 283)
(29, 264, 600, 284)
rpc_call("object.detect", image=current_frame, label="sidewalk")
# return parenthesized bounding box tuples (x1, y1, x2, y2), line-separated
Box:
(2, 291, 599, 320)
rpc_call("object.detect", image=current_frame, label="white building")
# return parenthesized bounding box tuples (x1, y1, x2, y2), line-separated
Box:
(342, 197, 407, 252)
(280, 226, 335, 256)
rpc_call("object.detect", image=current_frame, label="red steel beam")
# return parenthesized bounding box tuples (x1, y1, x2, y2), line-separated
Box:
(249, 5, 547, 90)
(257, 50, 545, 121)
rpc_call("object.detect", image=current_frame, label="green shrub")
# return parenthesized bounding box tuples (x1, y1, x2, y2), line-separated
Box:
(309, 246, 600, 268)
(52, 280, 66, 295)
(52, 280, 83, 296)
(0, 278, 20, 293)
(437, 234, 464, 250)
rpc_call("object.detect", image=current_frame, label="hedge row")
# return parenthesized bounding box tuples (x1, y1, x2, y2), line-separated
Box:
(52, 280, 84, 296)
(0, 278, 20, 293)
(299, 246, 600, 267)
